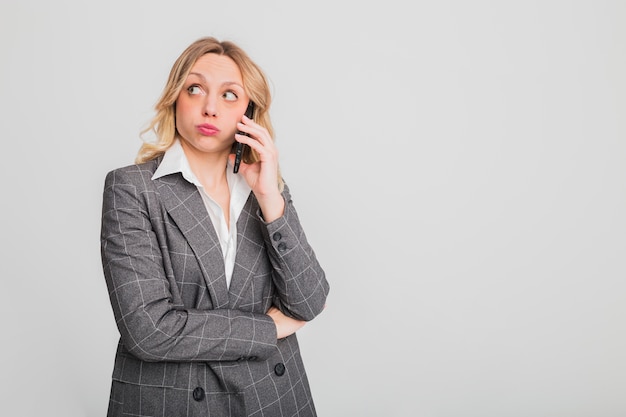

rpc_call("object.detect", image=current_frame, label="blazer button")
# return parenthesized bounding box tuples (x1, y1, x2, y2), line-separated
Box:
(277, 242, 287, 252)
(273, 232, 282, 241)
(193, 387, 205, 402)
(274, 363, 286, 376)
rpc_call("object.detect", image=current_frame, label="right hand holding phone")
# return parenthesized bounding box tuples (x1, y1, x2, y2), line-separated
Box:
(231, 113, 284, 222)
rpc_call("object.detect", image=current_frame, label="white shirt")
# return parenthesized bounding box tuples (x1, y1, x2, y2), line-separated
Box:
(152, 140, 252, 288)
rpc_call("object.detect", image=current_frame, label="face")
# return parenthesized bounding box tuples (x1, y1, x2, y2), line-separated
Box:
(175, 53, 249, 158)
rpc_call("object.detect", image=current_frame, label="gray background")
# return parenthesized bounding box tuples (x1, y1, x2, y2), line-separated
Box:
(1, 1, 624, 416)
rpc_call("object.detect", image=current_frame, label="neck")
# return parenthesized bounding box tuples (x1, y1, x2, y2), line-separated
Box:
(179, 140, 230, 190)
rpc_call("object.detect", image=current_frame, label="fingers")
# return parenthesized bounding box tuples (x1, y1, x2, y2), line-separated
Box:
(235, 117, 273, 149)
(235, 122, 279, 171)
(266, 306, 306, 339)
(233, 116, 281, 199)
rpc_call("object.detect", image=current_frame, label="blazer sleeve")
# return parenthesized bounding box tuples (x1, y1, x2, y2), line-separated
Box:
(100, 167, 277, 363)
(261, 184, 330, 321)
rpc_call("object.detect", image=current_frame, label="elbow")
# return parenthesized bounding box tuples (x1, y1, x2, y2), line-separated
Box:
(119, 327, 172, 362)
(118, 308, 187, 362)
(280, 282, 330, 322)
(308, 276, 330, 320)
(302, 295, 329, 321)
(305, 294, 329, 321)
(125, 343, 163, 362)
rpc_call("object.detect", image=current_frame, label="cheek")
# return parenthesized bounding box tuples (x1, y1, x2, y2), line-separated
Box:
(175, 97, 191, 119)
(175, 100, 195, 132)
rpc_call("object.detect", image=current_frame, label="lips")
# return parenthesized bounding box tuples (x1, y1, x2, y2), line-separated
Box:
(196, 124, 220, 136)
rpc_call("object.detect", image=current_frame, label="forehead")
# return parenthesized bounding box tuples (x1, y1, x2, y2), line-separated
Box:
(188, 53, 243, 82)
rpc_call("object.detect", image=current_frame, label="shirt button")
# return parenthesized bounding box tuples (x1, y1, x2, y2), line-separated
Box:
(274, 363, 286, 376)
(192, 387, 205, 401)
(277, 242, 287, 252)
(273, 232, 282, 241)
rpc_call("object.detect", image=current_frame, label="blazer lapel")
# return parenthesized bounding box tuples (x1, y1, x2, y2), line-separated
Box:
(155, 173, 230, 309)
(227, 195, 266, 309)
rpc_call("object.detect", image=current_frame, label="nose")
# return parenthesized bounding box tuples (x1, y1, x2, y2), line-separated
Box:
(203, 95, 218, 117)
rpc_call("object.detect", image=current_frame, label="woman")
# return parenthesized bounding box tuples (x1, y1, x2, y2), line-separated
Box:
(100, 36, 329, 417)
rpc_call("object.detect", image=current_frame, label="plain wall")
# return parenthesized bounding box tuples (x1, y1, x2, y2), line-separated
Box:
(1, 1, 624, 416)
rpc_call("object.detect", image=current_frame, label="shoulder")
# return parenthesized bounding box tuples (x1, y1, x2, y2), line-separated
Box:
(104, 158, 161, 188)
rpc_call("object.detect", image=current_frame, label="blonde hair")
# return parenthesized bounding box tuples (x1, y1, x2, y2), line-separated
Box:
(136, 37, 283, 189)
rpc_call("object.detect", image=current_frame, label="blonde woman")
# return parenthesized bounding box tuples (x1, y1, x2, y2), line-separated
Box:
(100, 37, 329, 417)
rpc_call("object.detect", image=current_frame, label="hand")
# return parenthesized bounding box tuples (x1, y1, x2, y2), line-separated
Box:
(267, 306, 306, 339)
(229, 115, 284, 218)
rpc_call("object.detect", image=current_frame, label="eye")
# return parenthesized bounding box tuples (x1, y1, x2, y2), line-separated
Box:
(187, 85, 204, 95)
(223, 91, 238, 101)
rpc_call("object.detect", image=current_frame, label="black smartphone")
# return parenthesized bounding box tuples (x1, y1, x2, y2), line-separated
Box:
(233, 101, 255, 173)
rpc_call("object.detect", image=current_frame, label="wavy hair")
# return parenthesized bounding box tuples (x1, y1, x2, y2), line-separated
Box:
(136, 37, 283, 189)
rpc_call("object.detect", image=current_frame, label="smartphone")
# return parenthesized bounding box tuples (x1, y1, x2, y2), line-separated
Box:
(233, 101, 255, 173)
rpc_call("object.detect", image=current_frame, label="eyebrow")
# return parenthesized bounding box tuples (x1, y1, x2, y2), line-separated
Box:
(188, 72, 244, 89)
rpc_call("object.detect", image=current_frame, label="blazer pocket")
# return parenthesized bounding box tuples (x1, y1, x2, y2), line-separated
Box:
(111, 353, 178, 388)
(111, 383, 246, 417)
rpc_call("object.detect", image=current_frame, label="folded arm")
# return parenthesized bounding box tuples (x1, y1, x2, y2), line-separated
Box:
(101, 168, 277, 363)
(260, 185, 330, 322)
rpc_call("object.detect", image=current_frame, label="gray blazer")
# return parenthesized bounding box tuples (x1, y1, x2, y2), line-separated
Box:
(100, 158, 329, 417)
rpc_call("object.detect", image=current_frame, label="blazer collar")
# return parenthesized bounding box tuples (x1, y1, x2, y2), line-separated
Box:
(154, 170, 264, 310)
(227, 194, 265, 309)
(155, 172, 231, 308)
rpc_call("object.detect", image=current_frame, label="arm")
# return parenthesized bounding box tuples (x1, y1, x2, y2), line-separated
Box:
(100, 167, 277, 362)
(260, 184, 330, 322)
(231, 116, 330, 322)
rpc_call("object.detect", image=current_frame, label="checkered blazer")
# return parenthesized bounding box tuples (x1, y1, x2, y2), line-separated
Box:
(100, 157, 330, 417)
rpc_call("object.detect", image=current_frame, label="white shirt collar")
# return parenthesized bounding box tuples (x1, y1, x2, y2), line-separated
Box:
(151, 139, 251, 289)
(152, 139, 249, 190)
(151, 139, 251, 220)
(152, 139, 196, 183)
